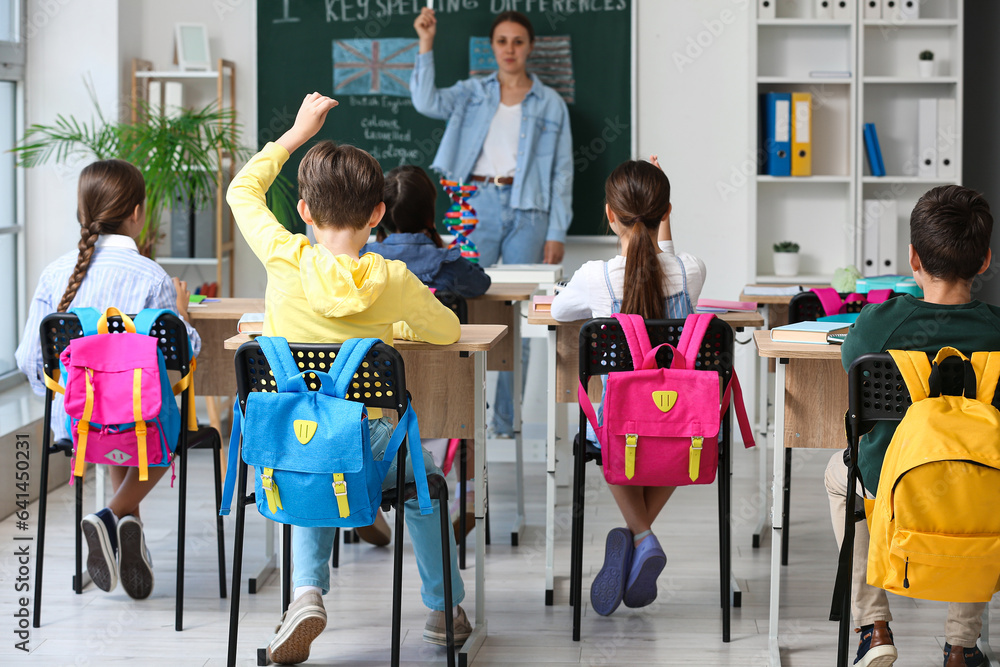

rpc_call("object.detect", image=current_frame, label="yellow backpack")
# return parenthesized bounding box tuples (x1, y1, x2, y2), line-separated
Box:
(866, 347, 1000, 603)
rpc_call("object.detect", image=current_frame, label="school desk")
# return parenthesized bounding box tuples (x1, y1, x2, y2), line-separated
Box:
(466, 283, 538, 546)
(754, 330, 848, 667)
(525, 309, 764, 606)
(739, 285, 830, 549)
(226, 324, 506, 666)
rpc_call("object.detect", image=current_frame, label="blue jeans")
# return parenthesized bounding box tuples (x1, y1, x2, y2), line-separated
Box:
(471, 183, 548, 435)
(292, 418, 465, 611)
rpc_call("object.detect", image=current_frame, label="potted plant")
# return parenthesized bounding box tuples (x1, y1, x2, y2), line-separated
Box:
(773, 241, 801, 277)
(918, 50, 935, 78)
(12, 85, 296, 257)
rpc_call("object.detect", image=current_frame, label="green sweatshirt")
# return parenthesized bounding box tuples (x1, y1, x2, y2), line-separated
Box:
(841, 294, 1000, 493)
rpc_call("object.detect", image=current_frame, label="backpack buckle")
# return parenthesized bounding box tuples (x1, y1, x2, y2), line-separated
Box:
(260, 474, 274, 491)
(333, 480, 348, 496)
(626, 434, 638, 448)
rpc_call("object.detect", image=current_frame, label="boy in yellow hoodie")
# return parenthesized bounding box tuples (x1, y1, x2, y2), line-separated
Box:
(228, 92, 467, 665)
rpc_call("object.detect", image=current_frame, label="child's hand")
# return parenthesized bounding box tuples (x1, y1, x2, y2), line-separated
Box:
(649, 154, 663, 171)
(414, 7, 436, 50)
(277, 93, 339, 154)
(173, 277, 191, 321)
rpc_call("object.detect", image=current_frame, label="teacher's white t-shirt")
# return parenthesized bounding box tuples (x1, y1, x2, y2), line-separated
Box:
(471, 102, 521, 178)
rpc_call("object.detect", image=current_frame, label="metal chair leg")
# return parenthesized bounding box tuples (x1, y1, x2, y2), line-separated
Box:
(390, 441, 408, 667)
(33, 409, 54, 628)
(213, 439, 228, 599)
(281, 525, 292, 614)
(226, 459, 250, 667)
(176, 438, 189, 631)
(458, 441, 467, 570)
(332, 527, 340, 568)
(74, 473, 83, 594)
(438, 484, 456, 667)
(782, 448, 792, 566)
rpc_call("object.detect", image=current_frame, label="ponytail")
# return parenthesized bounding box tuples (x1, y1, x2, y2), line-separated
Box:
(621, 218, 666, 319)
(57, 160, 146, 312)
(605, 160, 672, 320)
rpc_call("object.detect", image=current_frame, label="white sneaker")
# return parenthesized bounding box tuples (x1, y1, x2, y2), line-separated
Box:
(117, 515, 154, 599)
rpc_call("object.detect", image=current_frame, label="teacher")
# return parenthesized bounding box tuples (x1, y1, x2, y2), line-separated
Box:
(411, 7, 574, 440)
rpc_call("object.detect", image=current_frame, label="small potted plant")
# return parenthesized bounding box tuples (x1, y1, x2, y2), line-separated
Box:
(918, 50, 935, 78)
(773, 241, 800, 277)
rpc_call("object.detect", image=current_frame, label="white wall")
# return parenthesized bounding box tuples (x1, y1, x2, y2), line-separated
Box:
(24, 0, 121, 298)
(24, 0, 752, 301)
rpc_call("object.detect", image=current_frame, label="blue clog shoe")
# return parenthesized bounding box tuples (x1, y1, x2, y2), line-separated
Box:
(622, 534, 666, 608)
(590, 528, 633, 616)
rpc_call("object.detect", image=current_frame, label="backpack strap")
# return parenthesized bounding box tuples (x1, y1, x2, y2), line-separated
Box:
(866, 289, 893, 304)
(96, 307, 136, 334)
(971, 352, 1000, 406)
(811, 288, 846, 317)
(721, 369, 757, 449)
(257, 337, 301, 392)
(379, 398, 433, 515)
(612, 313, 653, 363)
(888, 350, 933, 402)
(135, 309, 198, 431)
(220, 399, 244, 516)
(676, 313, 715, 364)
(328, 338, 381, 398)
(70, 307, 102, 336)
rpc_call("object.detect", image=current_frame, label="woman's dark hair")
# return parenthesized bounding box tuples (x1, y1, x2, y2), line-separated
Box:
(490, 11, 535, 42)
(605, 160, 672, 320)
(379, 165, 443, 248)
(57, 160, 146, 312)
(910, 184, 994, 281)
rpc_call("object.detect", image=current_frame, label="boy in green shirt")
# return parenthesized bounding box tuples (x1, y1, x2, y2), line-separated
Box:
(826, 185, 999, 667)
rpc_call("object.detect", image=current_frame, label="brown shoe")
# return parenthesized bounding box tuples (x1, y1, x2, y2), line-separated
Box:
(354, 510, 391, 547)
(451, 500, 475, 542)
(267, 591, 327, 665)
(854, 620, 897, 667)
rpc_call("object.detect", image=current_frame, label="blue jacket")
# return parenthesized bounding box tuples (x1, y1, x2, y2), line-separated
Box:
(410, 50, 574, 244)
(363, 233, 492, 298)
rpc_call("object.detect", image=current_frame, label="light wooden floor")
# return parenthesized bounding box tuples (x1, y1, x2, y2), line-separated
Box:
(0, 442, 992, 666)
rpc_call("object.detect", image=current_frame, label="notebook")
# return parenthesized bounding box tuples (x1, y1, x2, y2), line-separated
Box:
(742, 285, 804, 297)
(532, 295, 555, 312)
(697, 298, 758, 312)
(771, 320, 850, 345)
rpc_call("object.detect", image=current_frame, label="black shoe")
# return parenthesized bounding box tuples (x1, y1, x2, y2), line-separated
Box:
(81, 508, 118, 592)
(117, 515, 154, 599)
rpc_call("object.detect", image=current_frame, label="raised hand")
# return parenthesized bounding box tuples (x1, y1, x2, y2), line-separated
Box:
(415, 7, 437, 52)
(277, 92, 339, 155)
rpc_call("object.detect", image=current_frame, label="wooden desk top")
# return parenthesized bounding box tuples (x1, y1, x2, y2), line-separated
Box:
(526, 309, 764, 328)
(753, 329, 844, 360)
(224, 324, 508, 352)
(739, 284, 830, 304)
(188, 298, 265, 320)
(476, 283, 537, 301)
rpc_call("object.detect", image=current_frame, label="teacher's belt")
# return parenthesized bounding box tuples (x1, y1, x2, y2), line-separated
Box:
(469, 175, 514, 186)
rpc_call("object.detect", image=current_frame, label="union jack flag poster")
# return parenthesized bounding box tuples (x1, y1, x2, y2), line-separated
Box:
(332, 38, 418, 97)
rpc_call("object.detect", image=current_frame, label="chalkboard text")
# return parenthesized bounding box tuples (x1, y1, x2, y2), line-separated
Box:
(321, 0, 626, 22)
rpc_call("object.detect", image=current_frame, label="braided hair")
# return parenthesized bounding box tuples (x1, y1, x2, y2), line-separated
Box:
(56, 160, 146, 312)
(604, 160, 672, 320)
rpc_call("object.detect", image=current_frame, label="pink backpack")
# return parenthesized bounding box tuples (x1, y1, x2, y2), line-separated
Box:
(810, 287, 893, 317)
(53, 308, 192, 482)
(579, 313, 755, 486)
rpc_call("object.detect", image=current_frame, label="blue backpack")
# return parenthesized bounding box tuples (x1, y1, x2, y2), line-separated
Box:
(220, 337, 432, 528)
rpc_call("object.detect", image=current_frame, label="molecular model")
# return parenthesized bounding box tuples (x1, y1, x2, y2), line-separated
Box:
(440, 179, 480, 262)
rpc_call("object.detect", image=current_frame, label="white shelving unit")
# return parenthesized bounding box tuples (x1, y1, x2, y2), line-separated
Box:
(749, 0, 963, 284)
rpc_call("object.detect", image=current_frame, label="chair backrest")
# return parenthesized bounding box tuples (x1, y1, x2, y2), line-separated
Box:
(789, 291, 900, 324)
(578, 317, 735, 384)
(233, 341, 408, 418)
(40, 311, 192, 385)
(435, 291, 468, 324)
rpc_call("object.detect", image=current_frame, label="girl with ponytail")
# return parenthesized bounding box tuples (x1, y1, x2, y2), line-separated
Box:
(550, 156, 706, 617)
(16, 159, 201, 600)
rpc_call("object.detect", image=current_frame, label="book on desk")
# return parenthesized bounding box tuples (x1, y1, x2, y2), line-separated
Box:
(237, 313, 264, 336)
(771, 320, 850, 344)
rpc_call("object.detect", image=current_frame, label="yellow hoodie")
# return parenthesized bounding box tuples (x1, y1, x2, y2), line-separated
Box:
(228, 143, 462, 414)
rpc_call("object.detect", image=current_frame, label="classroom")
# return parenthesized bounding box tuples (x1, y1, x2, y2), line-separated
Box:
(2, 1, 1000, 665)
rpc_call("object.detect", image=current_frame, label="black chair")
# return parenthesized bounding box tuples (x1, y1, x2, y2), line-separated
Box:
(33, 312, 226, 632)
(780, 291, 896, 566)
(226, 341, 456, 667)
(569, 317, 738, 642)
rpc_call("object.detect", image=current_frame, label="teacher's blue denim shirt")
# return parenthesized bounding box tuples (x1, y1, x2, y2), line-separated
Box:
(410, 50, 574, 244)
(363, 233, 492, 299)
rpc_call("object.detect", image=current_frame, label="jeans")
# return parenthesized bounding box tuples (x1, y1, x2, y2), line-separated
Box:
(824, 452, 983, 646)
(292, 418, 465, 611)
(471, 183, 548, 434)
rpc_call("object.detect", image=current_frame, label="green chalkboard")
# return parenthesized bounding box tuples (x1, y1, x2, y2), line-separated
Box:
(256, 0, 632, 237)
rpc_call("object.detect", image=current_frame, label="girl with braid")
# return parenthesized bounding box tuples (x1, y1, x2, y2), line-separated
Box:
(16, 159, 201, 599)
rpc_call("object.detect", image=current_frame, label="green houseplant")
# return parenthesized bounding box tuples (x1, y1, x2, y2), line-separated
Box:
(772, 240, 800, 277)
(12, 87, 295, 257)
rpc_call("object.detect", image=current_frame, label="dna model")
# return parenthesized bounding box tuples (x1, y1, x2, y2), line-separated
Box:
(440, 179, 480, 262)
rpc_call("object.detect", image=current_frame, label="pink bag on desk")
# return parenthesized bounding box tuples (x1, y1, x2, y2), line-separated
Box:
(579, 313, 755, 487)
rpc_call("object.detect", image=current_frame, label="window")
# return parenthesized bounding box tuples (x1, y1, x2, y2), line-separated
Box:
(0, 0, 24, 390)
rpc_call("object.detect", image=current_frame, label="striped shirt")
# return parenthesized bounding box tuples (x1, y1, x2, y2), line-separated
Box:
(15, 234, 201, 439)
